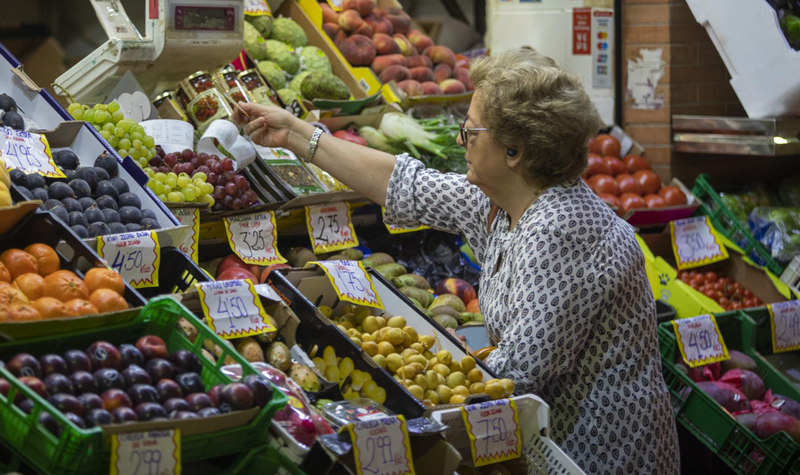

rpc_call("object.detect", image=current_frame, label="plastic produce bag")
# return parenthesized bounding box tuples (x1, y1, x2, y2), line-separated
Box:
(749, 206, 800, 265)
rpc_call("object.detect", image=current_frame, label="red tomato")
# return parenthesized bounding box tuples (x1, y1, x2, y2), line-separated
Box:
(588, 174, 620, 196)
(743, 289, 754, 298)
(731, 301, 743, 310)
(586, 154, 611, 177)
(743, 298, 755, 308)
(691, 276, 705, 288)
(658, 186, 687, 206)
(616, 173, 641, 195)
(705, 272, 718, 283)
(619, 193, 646, 213)
(597, 135, 621, 158)
(605, 156, 626, 176)
(643, 194, 666, 208)
(753, 297, 763, 306)
(719, 297, 730, 307)
(633, 170, 661, 194)
(691, 281, 702, 291)
(624, 155, 651, 173)
(712, 282, 722, 291)
(703, 289, 717, 299)
(677, 271, 688, 281)
(588, 137, 601, 154)
(598, 193, 620, 208)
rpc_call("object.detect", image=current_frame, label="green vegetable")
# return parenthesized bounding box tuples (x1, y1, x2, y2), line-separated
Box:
(247, 15, 273, 37)
(270, 18, 308, 47)
(256, 61, 287, 89)
(265, 39, 300, 75)
(300, 46, 332, 73)
(244, 22, 267, 61)
(783, 15, 800, 41)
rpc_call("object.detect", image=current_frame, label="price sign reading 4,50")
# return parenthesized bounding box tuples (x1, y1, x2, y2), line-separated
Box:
(311, 260, 383, 309)
(769, 300, 800, 353)
(196, 279, 276, 339)
(670, 216, 729, 270)
(672, 314, 730, 367)
(224, 211, 285, 266)
(97, 231, 160, 289)
(0, 127, 65, 178)
(305, 201, 359, 254)
(110, 429, 180, 475)
(344, 415, 415, 475)
(461, 399, 522, 467)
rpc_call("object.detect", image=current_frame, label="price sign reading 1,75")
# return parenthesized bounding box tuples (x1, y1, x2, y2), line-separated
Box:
(311, 260, 383, 309)
(672, 314, 730, 367)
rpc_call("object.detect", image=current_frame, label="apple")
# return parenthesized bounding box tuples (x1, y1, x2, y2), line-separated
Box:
(135, 336, 168, 361)
(215, 255, 259, 279)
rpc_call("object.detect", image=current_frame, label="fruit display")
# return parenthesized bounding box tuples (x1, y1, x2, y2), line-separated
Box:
(0, 157, 12, 207)
(0, 93, 24, 130)
(8, 159, 161, 238)
(676, 270, 764, 310)
(320, 1, 473, 97)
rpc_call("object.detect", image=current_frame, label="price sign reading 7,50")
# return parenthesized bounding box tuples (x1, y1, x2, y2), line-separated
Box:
(672, 314, 730, 367)
(311, 260, 383, 309)
(196, 279, 276, 340)
(344, 415, 415, 475)
(97, 231, 161, 289)
(224, 211, 285, 266)
(109, 429, 180, 475)
(769, 300, 800, 353)
(670, 216, 729, 270)
(461, 399, 522, 467)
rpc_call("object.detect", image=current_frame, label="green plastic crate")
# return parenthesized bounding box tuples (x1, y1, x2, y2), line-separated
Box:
(0, 297, 287, 475)
(659, 311, 800, 475)
(692, 174, 785, 276)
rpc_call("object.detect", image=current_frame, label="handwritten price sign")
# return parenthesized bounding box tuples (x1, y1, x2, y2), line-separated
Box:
(305, 202, 358, 254)
(0, 127, 65, 178)
(670, 216, 729, 270)
(196, 279, 276, 339)
(769, 300, 800, 353)
(172, 207, 199, 263)
(381, 207, 427, 235)
(325, 0, 344, 11)
(344, 415, 415, 475)
(311, 260, 383, 309)
(97, 231, 160, 288)
(460, 399, 522, 467)
(110, 429, 180, 475)
(672, 314, 730, 367)
(224, 211, 285, 266)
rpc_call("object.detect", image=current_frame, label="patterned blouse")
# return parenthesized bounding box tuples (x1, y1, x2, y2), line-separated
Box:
(384, 155, 680, 474)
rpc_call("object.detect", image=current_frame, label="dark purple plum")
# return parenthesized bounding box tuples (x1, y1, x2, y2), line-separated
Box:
(185, 393, 213, 412)
(0, 378, 10, 398)
(207, 384, 224, 407)
(121, 365, 152, 386)
(135, 336, 168, 361)
(175, 373, 204, 396)
(19, 376, 48, 398)
(7, 353, 42, 378)
(163, 398, 191, 414)
(70, 371, 97, 394)
(101, 389, 132, 411)
(65, 412, 86, 430)
(172, 411, 199, 420)
(112, 406, 138, 423)
(128, 384, 160, 406)
(169, 350, 202, 375)
(145, 359, 174, 383)
(39, 354, 68, 377)
(17, 398, 35, 414)
(78, 393, 104, 412)
(119, 344, 145, 368)
(62, 350, 92, 373)
(135, 402, 167, 421)
(243, 375, 272, 408)
(84, 408, 113, 428)
(93, 369, 126, 392)
(38, 412, 60, 435)
(48, 393, 83, 417)
(198, 407, 221, 418)
(156, 379, 182, 402)
(87, 342, 122, 371)
(44, 374, 74, 395)
(220, 383, 254, 412)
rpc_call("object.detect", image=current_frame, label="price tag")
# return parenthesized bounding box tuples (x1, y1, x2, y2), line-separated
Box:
(97, 231, 160, 289)
(671, 314, 730, 367)
(460, 399, 522, 467)
(310, 260, 383, 308)
(224, 211, 286, 266)
(110, 429, 181, 475)
(305, 201, 359, 254)
(670, 216, 729, 270)
(325, 0, 344, 11)
(381, 207, 427, 235)
(244, 0, 272, 15)
(172, 207, 199, 263)
(769, 300, 800, 353)
(343, 415, 415, 475)
(196, 279, 276, 339)
(0, 127, 65, 178)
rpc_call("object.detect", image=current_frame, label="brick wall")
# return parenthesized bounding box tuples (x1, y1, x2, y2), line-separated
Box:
(622, 0, 746, 183)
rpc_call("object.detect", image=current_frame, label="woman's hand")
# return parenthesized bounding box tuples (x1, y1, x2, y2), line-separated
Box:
(232, 102, 303, 150)
(446, 328, 473, 353)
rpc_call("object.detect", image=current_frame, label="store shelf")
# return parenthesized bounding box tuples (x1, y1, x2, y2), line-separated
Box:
(673, 115, 800, 156)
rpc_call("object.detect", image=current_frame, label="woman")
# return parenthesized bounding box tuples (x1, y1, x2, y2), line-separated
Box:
(234, 47, 679, 474)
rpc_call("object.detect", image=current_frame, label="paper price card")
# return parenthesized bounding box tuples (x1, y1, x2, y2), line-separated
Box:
(172, 207, 199, 263)
(224, 211, 286, 266)
(343, 415, 415, 475)
(196, 279, 276, 339)
(769, 300, 800, 353)
(325, 0, 344, 11)
(305, 201, 359, 254)
(98, 231, 160, 288)
(460, 399, 522, 467)
(311, 260, 383, 308)
(110, 429, 181, 475)
(672, 314, 730, 367)
(0, 127, 65, 178)
(381, 207, 427, 235)
(670, 216, 729, 270)
(244, 0, 271, 15)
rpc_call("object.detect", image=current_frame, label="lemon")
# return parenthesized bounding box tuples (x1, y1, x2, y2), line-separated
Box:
(436, 384, 453, 403)
(376, 316, 387, 328)
(408, 385, 424, 400)
(469, 382, 486, 394)
(467, 368, 483, 384)
(461, 356, 477, 373)
(413, 374, 428, 390)
(433, 364, 451, 376)
(378, 341, 395, 357)
(449, 394, 467, 404)
(436, 350, 452, 366)
(500, 378, 515, 396)
(419, 335, 435, 350)
(447, 371, 466, 389)
(449, 361, 462, 374)
(372, 354, 387, 368)
(453, 385, 470, 397)
(386, 353, 403, 372)
(388, 316, 407, 328)
(362, 316, 379, 334)
(424, 389, 440, 404)
(386, 328, 406, 346)
(486, 382, 506, 400)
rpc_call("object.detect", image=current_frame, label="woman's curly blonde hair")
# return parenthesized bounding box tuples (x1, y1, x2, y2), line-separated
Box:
(470, 47, 603, 187)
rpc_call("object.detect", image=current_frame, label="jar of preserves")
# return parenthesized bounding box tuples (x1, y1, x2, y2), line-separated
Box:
(238, 69, 280, 107)
(215, 66, 254, 105)
(187, 89, 233, 132)
(178, 71, 215, 107)
(152, 91, 188, 121)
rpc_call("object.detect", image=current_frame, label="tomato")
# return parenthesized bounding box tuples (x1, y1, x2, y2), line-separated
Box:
(616, 173, 641, 195)
(597, 135, 621, 158)
(633, 170, 661, 194)
(605, 156, 626, 176)
(731, 301, 743, 310)
(658, 186, 687, 206)
(691, 276, 705, 288)
(691, 281, 702, 291)
(643, 194, 666, 208)
(743, 298, 755, 308)
(712, 282, 722, 291)
(588, 174, 620, 196)
(598, 193, 620, 208)
(753, 297, 763, 306)
(619, 193, 646, 213)
(586, 154, 611, 177)
(624, 155, 651, 173)
(719, 297, 730, 307)
(705, 272, 718, 283)
(588, 137, 601, 154)
(677, 271, 688, 281)
(703, 289, 717, 299)
(743, 289, 754, 298)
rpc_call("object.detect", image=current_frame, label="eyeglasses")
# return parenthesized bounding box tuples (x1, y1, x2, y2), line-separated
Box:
(460, 117, 487, 149)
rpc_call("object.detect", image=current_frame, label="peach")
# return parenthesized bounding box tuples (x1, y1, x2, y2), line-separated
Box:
(338, 10, 364, 32)
(371, 54, 407, 74)
(372, 17, 394, 35)
(406, 55, 432, 69)
(455, 54, 470, 69)
(322, 22, 341, 41)
(363, 13, 379, 28)
(439, 78, 466, 95)
(382, 12, 411, 35)
(425, 45, 456, 69)
(393, 33, 413, 56)
(339, 34, 376, 66)
(373, 33, 401, 55)
(433, 63, 452, 83)
(421, 81, 443, 95)
(353, 21, 373, 37)
(407, 30, 434, 54)
(321, 3, 339, 24)
(397, 79, 423, 97)
(409, 66, 434, 83)
(343, 0, 375, 17)
(454, 67, 473, 91)
(334, 29, 348, 46)
(379, 64, 412, 84)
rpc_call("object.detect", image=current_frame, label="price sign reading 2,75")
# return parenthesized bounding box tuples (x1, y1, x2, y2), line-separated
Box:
(97, 231, 161, 289)
(672, 314, 730, 367)
(305, 201, 359, 254)
(345, 415, 415, 475)
(769, 300, 800, 353)
(109, 429, 180, 475)
(223, 211, 285, 266)
(311, 260, 383, 309)
(461, 399, 522, 467)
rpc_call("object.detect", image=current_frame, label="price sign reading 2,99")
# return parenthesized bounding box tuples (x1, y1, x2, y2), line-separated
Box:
(196, 279, 276, 340)
(110, 429, 180, 475)
(670, 216, 729, 270)
(344, 415, 415, 475)
(0, 127, 65, 178)
(305, 201, 359, 254)
(769, 300, 800, 353)
(461, 399, 522, 467)
(311, 260, 383, 309)
(672, 314, 730, 367)
(224, 211, 285, 266)
(97, 231, 161, 289)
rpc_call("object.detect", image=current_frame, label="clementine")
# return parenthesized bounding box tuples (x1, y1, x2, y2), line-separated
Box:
(23, 244, 60, 276)
(12, 273, 46, 301)
(0, 249, 39, 280)
(43, 270, 89, 302)
(64, 299, 98, 316)
(84, 268, 125, 296)
(0, 262, 10, 283)
(89, 289, 128, 313)
(32, 297, 72, 319)
(0, 305, 10, 322)
(0, 287, 29, 306)
(8, 303, 41, 322)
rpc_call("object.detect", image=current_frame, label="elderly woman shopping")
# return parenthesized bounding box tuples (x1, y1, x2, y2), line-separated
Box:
(234, 47, 680, 474)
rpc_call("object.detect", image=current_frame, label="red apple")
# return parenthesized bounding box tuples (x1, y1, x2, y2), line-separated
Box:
(215, 255, 259, 279)
(135, 335, 168, 361)
(217, 267, 258, 283)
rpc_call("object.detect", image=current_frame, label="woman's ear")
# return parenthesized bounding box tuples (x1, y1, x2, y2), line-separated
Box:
(506, 143, 524, 169)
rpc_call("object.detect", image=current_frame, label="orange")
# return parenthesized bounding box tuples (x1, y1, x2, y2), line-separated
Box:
(0, 305, 10, 322)
(8, 303, 41, 322)
(12, 273, 46, 301)
(64, 299, 98, 316)
(0, 262, 10, 283)
(465, 299, 480, 314)
(0, 287, 29, 306)
(23, 244, 60, 276)
(0, 249, 39, 281)
(43, 270, 89, 302)
(89, 289, 128, 313)
(84, 268, 125, 296)
(32, 297, 72, 319)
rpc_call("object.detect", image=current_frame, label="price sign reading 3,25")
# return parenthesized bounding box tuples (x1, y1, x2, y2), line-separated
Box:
(344, 415, 415, 475)
(97, 231, 160, 289)
(110, 429, 180, 475)
(769, 300, 800, 353)
(311, 260, 383, 309)
(672, 314, 730, 367)
(0, 127, 65, 178)
(305, 201, 359, 254)
(196, 279, 276, 339)
(461, 399, 522, 466)
(224, 211, 285, 266)
(670, 216, 729, 270)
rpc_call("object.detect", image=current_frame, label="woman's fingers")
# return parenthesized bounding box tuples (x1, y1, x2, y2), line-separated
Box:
(243, 117, 265, 136)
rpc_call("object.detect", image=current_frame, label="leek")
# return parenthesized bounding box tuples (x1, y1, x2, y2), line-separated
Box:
(379, 113, 447, 159)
